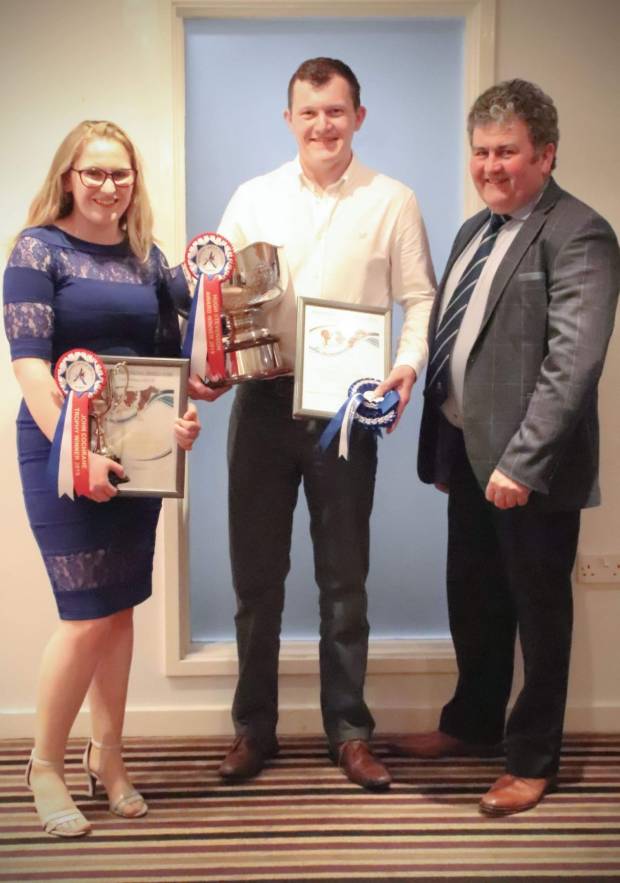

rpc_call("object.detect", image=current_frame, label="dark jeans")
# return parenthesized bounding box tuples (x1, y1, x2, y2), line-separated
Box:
(227, 378, 377, 750)
(440, 437, 580, 778)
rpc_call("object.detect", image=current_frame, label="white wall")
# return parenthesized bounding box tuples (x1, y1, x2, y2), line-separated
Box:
(495, 0, 620, 729)
(1, 0, 618, 738)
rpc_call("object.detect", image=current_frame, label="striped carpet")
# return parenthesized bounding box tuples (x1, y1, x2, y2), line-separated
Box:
(1, 735, 619, 881)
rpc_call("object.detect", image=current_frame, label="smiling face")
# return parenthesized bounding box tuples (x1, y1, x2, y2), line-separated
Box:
(469, 117, 555, 215)
(64, 137, 134, 241)
(284, 74, 366, 188)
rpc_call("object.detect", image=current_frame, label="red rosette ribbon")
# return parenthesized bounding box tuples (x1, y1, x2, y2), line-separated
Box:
(50, 349, 107, 498)
(182, 232, 235, 380)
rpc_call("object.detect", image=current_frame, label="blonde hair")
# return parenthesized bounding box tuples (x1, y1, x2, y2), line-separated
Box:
(22, 120, 154, 262)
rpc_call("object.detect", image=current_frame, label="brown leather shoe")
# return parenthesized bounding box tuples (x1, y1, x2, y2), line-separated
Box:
(218, 736, 278, 782)
(389, 730, 501, 759)
(479, 774, 555, 816)
(335, 740, 392, 791)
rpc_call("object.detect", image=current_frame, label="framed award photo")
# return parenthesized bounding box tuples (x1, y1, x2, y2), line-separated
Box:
(293, 298, 392, 419)
(96, 356, 189, 497)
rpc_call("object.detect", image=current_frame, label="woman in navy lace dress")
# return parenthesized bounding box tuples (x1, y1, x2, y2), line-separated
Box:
(3, 121, 200, 837)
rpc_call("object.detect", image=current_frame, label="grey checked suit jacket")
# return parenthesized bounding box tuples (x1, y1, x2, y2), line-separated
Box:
(418, 178, 620, 510)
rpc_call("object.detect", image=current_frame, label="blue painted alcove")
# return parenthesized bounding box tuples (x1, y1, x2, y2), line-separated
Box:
(184, 17, 464, 640)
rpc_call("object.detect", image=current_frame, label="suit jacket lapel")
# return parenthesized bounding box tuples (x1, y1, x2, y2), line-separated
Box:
(480, 179, 563, 328)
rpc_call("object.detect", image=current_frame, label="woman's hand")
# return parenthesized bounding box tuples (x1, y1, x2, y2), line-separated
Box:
(174, 403, 201, 450)
(86, 451, 124, 502)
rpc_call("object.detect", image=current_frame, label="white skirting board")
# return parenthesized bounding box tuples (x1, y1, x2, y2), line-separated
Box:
(2, 703, 620, 739)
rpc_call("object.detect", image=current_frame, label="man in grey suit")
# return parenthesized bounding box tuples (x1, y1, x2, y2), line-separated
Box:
(391, 80, 619, 815)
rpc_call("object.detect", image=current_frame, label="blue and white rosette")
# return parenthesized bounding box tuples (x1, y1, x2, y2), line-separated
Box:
(49, 349, 106, 499)
(319, 378, 400, 460)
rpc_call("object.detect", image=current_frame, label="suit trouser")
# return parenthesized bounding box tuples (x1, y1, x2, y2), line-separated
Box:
(439, 437, 580, 778)
(227, 378, 377, 750)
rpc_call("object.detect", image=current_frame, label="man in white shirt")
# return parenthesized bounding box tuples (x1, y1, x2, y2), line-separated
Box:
(391, 79, 619, 815)
(193, 58, 435, 789)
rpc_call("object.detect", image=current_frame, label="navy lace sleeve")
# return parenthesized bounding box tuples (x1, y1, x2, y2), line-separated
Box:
(152, 246, 187, 357)
(3, 234, 55, 361)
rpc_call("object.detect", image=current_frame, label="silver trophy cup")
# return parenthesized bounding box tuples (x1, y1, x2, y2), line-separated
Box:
(90, 362, 130, 485)
(212, 241, 289, 385)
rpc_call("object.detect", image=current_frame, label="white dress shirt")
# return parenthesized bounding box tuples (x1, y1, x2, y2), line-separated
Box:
(218, 156, 436, 375)
(439, 195, 541, 427)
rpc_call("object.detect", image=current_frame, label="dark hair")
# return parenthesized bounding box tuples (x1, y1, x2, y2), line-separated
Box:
(287, 57, 361, 110)
(467, 79, 559, 170)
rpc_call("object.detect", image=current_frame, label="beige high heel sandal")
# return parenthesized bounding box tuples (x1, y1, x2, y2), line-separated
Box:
(25, 751, 91, 838)
(83, 739, 148, 818)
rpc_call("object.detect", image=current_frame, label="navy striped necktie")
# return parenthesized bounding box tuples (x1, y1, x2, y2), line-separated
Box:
(425, 213, 510, 405)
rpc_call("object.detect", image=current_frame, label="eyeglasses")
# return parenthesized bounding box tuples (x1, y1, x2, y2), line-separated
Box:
(71, 167, 136, 188)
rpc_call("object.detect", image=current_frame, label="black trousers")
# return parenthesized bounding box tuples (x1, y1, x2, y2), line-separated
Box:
(227, 379, 377, 750)
(439, 436, 580, 778)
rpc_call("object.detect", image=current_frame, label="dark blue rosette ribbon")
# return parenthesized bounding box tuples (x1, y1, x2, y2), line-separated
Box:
(318, 378, 400, 460)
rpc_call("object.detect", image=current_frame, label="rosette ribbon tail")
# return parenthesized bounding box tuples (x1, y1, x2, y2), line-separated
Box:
(71, 393, 91, 498)
(50, 348, 106, 499)
(375, 390, 400, 415)
(183, 232, 235, 381)
(318, 380, 400, 460)
(318, 393, 364, 460)
(182, 275, 208, 378)
(48, 391, 75, 500)
(203, 277, 226, 378)
(47, 391, 91, 498)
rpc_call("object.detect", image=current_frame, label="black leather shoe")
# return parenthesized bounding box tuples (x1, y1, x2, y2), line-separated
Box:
(335, 740, 392, 791)
(218, 736, 279, 781)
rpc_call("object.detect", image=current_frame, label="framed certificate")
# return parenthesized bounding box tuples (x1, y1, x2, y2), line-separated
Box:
(95, 356, 189, 497)
(293, 298, 392, 418)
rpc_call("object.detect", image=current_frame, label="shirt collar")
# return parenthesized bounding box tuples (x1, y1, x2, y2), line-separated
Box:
(508, 179, 550, 222)
(293, 153, 360, 194)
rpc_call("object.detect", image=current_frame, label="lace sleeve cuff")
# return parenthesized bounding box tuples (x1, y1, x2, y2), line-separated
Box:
(3, 302, 54, 360)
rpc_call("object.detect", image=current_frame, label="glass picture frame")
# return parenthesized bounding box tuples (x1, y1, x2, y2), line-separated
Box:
(293, 298, 392, 419)
(95, 355, 189, 497)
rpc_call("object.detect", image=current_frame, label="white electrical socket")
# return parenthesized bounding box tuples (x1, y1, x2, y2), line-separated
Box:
(577, 554, 620, 584)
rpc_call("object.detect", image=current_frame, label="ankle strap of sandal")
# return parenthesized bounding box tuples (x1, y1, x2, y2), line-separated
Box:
(30, 751, 62, 767)
(90, 739, 122, 751)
